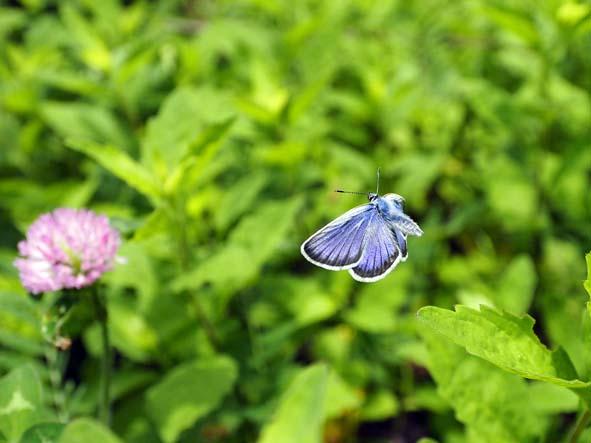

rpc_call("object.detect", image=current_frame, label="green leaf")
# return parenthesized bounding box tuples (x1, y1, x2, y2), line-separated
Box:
(417, 305, 591, 399)
(0, 291, 43, 356)
(422, 330, 547, 443)
(142, 87, 233, 172)
(0, 365, 45, 443)
(40, 102, 130, 148)
(494, 255, 537, 314)
(58, 418, 122, 443)
(214, 172, 267, 232)
(65, 138, 161, 200)
(257, 364, 328, 443)
(146, 355, 238, 443)
(344, 266, 410, 333)
(173, 197, 302, 293)
(20, 423, 64, 443)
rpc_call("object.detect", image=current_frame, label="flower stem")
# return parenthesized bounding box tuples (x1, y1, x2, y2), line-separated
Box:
(568, 408, 591, 443)
(92, 288, 111, 426)
(44, 343, 68, 422)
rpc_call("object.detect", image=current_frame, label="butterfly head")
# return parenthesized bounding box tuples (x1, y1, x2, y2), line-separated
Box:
(368, 192, 378, 202)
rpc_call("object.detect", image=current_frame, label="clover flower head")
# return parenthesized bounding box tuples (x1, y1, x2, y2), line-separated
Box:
(14, 208, 121, 294)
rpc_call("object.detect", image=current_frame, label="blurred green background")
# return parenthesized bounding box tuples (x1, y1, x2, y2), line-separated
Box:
(1, 0, 591, 442)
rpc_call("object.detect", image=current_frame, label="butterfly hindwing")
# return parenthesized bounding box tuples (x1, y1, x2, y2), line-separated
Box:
(393, 228, 408, 260)
(349, 215, 401, 282)
(301, 204, 377, 270)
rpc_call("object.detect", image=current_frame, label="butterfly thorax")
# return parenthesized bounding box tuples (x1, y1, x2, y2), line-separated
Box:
(371, 194, 404, 220)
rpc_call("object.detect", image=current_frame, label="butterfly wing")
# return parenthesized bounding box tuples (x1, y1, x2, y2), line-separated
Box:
(349, 214, 401, 282)
(393, 228, 408, 261)
(390, 213, 423, 236)
(301, 204, 377, 270)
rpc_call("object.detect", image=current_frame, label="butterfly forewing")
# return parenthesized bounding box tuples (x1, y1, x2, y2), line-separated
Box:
(349, 216, 401, 282)
(301, 204, 377, 270)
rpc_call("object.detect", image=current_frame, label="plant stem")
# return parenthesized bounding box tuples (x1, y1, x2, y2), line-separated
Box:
(173, 197, 219, 349)
(568, 408, 591, 443)
(92, 288, 111, 426)
(44, 343, 68, 422)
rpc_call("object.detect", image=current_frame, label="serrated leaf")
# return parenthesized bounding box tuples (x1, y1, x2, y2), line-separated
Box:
(58, 418, 122, 443)
(417, 305, 591, 402)
(422, 330, 546, 443)
(257, 364, 328, 443)
(146, 355, 237, 443)
(65, 138, 161, 200)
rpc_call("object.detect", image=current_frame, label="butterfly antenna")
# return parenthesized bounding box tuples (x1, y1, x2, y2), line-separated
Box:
(376, 167, 380, 195)
(334, 189, 367, 196)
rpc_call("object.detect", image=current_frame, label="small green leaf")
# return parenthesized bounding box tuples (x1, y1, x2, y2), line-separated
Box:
(146, 355, 237, 443)
(258, 364, 328, 443)
(58, 418, 122, 443)
(417, 305, 591, 405)
(495, 255, 536, 314)
(20, 423, 64, 443)
(0, 365, 45, 443)
(65, 138, 161, 200)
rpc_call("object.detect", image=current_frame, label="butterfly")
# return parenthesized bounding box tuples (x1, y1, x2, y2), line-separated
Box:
(301, 170, 422, 282)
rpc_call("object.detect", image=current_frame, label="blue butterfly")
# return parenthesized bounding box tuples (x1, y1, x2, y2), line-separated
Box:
(301, 171, 422, 282)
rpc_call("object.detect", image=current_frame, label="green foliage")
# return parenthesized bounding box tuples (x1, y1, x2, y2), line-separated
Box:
(59, 418, 122, 443)
(2, 0, 591, 441)
(258, 364, 328, 443)
(0, 366, 48, 443)
(418, 305, 588, 387)
(20, 423, 64, 443)
(146, 356, 237, 443)
(422, 329, 547, 443)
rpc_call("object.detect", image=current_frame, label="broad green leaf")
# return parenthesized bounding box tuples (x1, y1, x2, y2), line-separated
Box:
(65, 139, 161, 200)
(146, 355, 237, 443)
(422, 330, 546, 443)
(258, 364, 328, 443)
(20, 423, 64, 443)
(417, 305, 591, 399)
(58, 419, 122, 443)
(142, 87, 233, 172)
(0, 365, 45, 443)
(173, 197, 302, 293)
